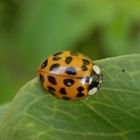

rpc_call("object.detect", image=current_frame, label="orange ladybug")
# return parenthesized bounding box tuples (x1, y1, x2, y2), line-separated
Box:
(38, 51, 103, 100)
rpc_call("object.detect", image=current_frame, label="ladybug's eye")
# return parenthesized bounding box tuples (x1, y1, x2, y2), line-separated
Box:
(41, 59, 48, 69)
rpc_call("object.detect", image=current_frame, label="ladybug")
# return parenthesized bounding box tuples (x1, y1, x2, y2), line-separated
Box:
(38, 51, 103, 100)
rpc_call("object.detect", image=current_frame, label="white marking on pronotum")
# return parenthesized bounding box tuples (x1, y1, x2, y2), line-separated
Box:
(88, 88, 98, 95)
(93, 65, 101, 75)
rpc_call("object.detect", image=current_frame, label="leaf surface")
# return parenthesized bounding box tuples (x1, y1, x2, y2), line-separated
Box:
(0, 104, 9, 123)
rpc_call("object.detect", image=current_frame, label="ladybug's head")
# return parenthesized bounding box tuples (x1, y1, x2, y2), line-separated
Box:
(88, 65, 103, 95)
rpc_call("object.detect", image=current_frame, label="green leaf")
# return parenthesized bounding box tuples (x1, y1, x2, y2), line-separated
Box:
(1, 54, 140, 140)
(0, 104, 9, 122)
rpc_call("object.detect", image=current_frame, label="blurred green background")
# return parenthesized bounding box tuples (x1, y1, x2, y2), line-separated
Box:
(0, 0, 140, 104)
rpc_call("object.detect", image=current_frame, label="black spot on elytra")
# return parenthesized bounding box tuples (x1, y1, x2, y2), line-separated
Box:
(64, 79, 74, 87)
(65, 56, 73, 64)
(48, 76, 57, 85)
(81, 65, 88, 71)
(47, 86, 55, 91)
(50, 64, 60, 72)
(62, 96, 71, 100)
(59, 88, 67, 95)
(122, 69, 125, 72)
(39, 74, 44, 85)
(47, 86, 56, 96)
(41, 59, 48, 69)
(83, 59, 90, 65)
(77, 86, 84, 92)
(53, 56, 61, 61)
(65, 66, 77, 75)
(53, 52, 63, 56)
(76, 92, 85, 97)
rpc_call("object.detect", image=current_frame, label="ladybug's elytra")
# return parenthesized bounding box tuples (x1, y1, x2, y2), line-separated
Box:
(38, 51, 103, 100)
